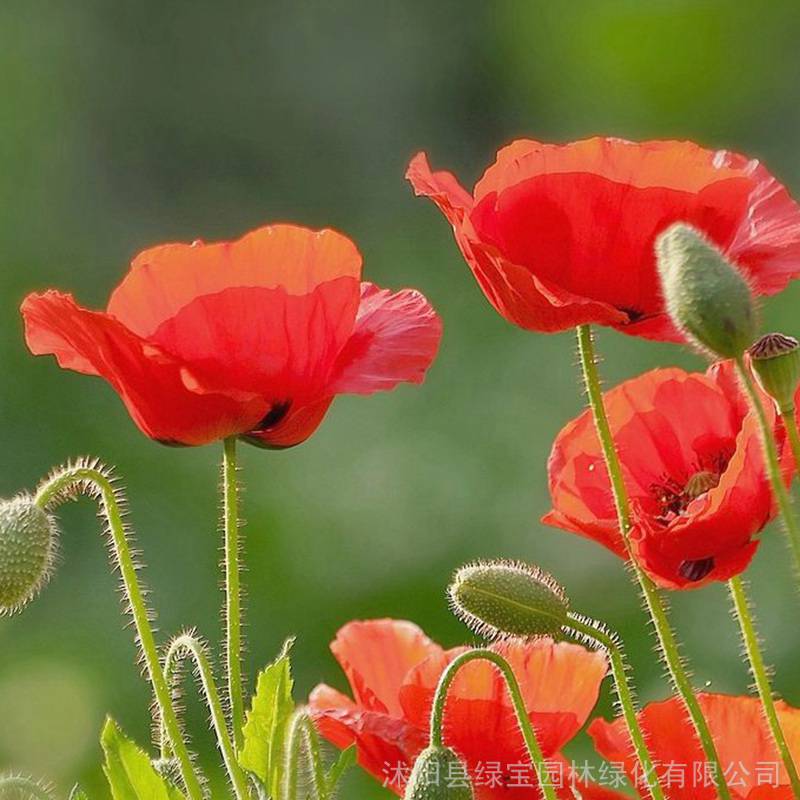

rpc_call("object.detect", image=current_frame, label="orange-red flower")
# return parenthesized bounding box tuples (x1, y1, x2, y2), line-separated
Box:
(308, 619, 617, 799)
(589, 693, 800, 799)
(544, 362, 780, 589)
(21, 224, 442, 448)
(407, 138, 800, 340)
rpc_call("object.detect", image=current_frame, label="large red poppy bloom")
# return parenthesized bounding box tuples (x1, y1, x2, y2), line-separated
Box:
(407, 137, 800, 340)
(21, 224, 442, 448)
(308, 619, 620, 800)
(544, 362, 780, 589)
(589, 693, 800, 799)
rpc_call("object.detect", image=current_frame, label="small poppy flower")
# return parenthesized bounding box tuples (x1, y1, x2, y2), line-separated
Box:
(308, 618, 618, 799)
(543, 361, 781, 589)
(588, 693, 800, 799)
(407, 137, 800, 340)
(21, 224, 442, 448)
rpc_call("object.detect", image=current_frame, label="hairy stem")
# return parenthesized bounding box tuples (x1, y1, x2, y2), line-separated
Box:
(162, 632, 250, 800)
(429, 649, 558, 800)
(736, 359, 800, 577)
(34, 463, 204, 800)
(284, 712, 328, 800)
(566, 613, 665, 800)
(728, 577, 800, 797)
(782, 409, 800, 480)
(222, 436, 246, 749)
(0, 775, 54, 800)
(575, 324, 732, 800)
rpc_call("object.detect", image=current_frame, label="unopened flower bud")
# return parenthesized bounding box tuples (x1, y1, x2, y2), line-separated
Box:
(656, 223, 756, 358)
(404, 746, 473, 800)
(749, 333, 800, 413)
(448, 560, 569, 640)
(0, 495, 58, 615)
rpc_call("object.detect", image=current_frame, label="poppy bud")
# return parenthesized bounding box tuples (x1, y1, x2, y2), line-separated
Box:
(656, 223, 756, 358)
(404, 746, 473, 800)
(0, 495, 58, 615)
(749, 333, 800, 413)
(448, 560, 569, 640)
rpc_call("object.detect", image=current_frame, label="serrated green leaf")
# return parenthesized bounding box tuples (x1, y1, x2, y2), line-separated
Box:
(239, 639, 295, 797)
(325, 744, 356, 795)
(101, 718, 185, 800)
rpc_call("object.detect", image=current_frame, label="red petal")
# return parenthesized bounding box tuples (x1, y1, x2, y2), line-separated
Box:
(331, 282, 442, 394)
(107, 224, 362, 338)
(589, 694, 800, 800)
(21, 291, 266, 445)
(330, 620, 444, 717)
(242, 396, 334, 449)
(406, 151, 474, 226)
(399, 640, 607, 762)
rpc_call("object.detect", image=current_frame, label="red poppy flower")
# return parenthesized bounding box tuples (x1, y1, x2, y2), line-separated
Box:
(543, 361, 781, 589)
(21, 224, 442, 447)
(308, 619, 619, 799)
(589, 693, 800, 799)
(407, 137, 800, 340)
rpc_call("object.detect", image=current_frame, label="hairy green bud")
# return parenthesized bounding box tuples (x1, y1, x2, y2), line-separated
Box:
(0, 495, 58, 615)
(749, 333, 800, 413)
(448, 560, 569, 640)
(656, 223, 756, 358)
(404, 746, 473, 800)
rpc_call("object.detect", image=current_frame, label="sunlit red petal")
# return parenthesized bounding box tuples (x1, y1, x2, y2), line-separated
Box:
(330, 620, 444, 717)
(21, 291, 266, 445)
(331, 282, 442, 394)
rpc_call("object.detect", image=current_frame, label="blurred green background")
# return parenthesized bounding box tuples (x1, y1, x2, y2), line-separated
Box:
(3, 1, 800, 796)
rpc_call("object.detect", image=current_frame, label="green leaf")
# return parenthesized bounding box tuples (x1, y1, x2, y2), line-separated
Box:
(69, 788, 90, 800)
(325, 744, 356, 795)
(101, 718, 186, 800)
(239, 639, 296, 797)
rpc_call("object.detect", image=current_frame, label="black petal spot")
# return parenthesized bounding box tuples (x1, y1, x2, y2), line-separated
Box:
(678, 557, 715, 583)
(256, 400, 292, 431)
(619, 306, 645, 323)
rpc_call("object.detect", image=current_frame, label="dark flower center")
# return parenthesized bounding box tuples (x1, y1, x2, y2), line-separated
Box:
(650, 468, 722, 523)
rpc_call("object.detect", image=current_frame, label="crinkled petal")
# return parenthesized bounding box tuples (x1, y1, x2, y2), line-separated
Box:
(331, 282, 442, 394)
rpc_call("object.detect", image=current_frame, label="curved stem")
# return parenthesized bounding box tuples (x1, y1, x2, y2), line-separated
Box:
(222, 436, 246, 749)
(575, 325, 732, 800)
(429, 649, 558, 800)
(728, 577, 800, 797)
(735, 359, 800, 576)
(781, 408, 800, 480)
(162, 633, 251, 800)
(283, 712, 328, 800)
(0, 775, 54, 800)
(566, 614, 665, 800)
(33, 464, 204, 800)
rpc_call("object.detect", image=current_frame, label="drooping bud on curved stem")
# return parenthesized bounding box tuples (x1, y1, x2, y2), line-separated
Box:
(404, 745, 474, 800)
(161, 631, 250, 800)
(449, 560, 569, 639)
(0, 495, 58, 616)
(0, 773, 56, 800)
(32, 458, 204, 800)
(656, 223, 756, 358)
(750, 333, 800, 414)
(447, 559, 666, 800)
(428, 649, 557, 800)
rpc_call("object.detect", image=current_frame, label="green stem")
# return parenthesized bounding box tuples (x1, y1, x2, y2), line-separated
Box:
(735, 359, 800, 576)
(566, 614, 665, 800)
(429, 649, 558, 800)
(0, 775, 54, 800)
(283, 712, 328, 800)
(728, 576, 800, 797)
(163, 633, 251, 800)
(222, 436, 246, 750)
(34, 464, 204, 800)
(575, 325, 732, 800)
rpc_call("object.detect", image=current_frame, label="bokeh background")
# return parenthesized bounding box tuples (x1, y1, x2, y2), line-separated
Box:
(3, 1, 800, 796)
